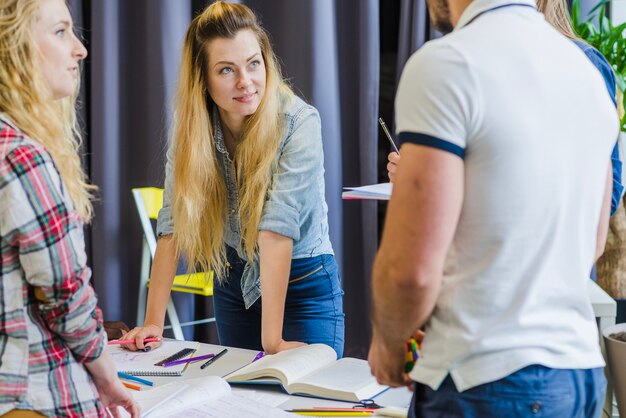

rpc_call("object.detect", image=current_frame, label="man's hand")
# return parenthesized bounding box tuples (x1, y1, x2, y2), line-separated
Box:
(387, 152, 401, 183)
(368, 332, 412, 389)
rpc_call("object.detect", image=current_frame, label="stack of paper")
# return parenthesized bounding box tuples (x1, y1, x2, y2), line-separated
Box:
(342, 183, 392, 200)
(117, 376, 292, 418)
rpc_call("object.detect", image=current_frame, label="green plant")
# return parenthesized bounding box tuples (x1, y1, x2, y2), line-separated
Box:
(572, 0, 626, 131)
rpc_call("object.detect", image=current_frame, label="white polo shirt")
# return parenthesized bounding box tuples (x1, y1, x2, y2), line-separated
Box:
(396, 0, 618, 391)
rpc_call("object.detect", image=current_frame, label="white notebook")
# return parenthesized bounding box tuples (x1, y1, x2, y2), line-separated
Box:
(342, 182, 392, 200)
(108, 339, 199, 376)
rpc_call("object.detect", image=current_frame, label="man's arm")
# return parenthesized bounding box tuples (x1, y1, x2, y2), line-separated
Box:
(369, 143, 463, 386)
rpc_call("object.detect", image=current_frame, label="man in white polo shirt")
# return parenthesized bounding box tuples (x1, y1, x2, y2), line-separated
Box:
(367, 0, 618, 416)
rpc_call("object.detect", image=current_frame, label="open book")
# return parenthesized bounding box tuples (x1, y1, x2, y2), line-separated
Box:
(118, 375, 291, 418)
(225, 344, 388, 402)
(342, 182, 392, 200)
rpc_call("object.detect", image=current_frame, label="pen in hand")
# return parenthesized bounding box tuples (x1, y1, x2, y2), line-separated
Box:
(200, 348, 228, 369)
(378, 117, 400, 155)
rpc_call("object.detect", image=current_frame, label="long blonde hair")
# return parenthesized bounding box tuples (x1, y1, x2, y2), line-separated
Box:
(171, 1, 294, 279)
(537, 0, 580, 40)
(0, 0, 94, 222)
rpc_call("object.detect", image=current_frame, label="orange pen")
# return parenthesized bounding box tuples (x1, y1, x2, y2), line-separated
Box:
(122, 381, 141, 391)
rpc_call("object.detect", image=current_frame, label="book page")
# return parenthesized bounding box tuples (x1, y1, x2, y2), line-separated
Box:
(145, 376, 231, 418)
(288, 357, 388, 402)
(108, 339, 199, 376)
(125, 381, 189, 417)
(167, 393, 293, 418)
(226, 344, 336, 386)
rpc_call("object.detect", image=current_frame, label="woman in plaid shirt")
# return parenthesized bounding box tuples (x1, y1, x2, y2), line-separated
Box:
(0, 0, 138, 417)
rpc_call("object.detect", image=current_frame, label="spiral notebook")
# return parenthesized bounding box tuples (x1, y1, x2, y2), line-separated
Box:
(108, 339, 199, 376)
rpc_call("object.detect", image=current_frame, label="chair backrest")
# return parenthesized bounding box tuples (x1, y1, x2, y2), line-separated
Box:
(132, 187, 162, 257)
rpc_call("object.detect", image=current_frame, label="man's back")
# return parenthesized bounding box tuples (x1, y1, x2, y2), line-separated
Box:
(395, 0, 618, 391)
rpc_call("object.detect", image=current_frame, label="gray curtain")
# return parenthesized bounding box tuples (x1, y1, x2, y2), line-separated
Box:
(81, 0, 198, 335)
(75, 0, 380, 356)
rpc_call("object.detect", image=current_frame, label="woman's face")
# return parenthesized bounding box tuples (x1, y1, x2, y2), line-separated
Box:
(34, 0, 87, 100)
(205, 29, 266, 131)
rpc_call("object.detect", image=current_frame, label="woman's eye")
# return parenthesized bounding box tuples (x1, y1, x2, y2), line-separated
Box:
(220, 67, 233, 75)
(250, 60, 261, 69)
(55, 29, 65, 37)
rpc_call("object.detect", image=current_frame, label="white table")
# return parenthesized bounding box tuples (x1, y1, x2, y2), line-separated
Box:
(138, 281, 614, 416)
(588, 280, 618, 418)
(142, 342, 412, 414)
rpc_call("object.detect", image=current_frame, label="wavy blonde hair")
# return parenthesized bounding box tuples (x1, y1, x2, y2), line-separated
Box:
(0, 0, 94, 222)
(171, 1, 294, 279)
(536, 0, 580, 40)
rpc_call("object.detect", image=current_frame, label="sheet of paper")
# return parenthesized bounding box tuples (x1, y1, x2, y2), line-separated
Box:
(167, 393, 293, 418)
(342, 183, 392, 200)
(146, 376, 230, 418)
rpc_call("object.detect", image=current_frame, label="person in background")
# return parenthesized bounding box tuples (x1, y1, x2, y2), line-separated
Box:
(121, 1, 344, 357)
(0, 0, 139, 417)
(387, 0, 623, 216)
(369, 0, 617, 415)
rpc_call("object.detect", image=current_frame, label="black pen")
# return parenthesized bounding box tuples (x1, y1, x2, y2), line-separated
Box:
(378, 117, 400, 155)
(200, 348, 227, 369)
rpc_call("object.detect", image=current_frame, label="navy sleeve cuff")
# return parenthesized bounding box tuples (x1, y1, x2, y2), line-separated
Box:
(398, 132, 465, 158)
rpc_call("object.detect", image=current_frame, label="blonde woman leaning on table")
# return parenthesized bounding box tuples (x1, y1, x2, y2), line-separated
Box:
(0, 0, 138, 417)
(122, 1, 344, 357)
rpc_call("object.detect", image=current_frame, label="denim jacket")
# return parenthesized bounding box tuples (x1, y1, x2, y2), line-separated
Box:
(157, 95, 334, 308)
(574, 40, 624, 215)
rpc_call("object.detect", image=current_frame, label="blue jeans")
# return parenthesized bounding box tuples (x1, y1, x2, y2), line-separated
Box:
(213, 247, 345, 357)
(409, 365, 606, 418)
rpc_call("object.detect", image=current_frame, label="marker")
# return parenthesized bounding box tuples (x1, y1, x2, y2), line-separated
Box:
(163, 353, 215, 367)
(117, 372, 153, 386)
(252, 351, 265, 362)
(122, 382, 141, 391)
(200, 348, 227, 369)
(108, 337, 161, 345)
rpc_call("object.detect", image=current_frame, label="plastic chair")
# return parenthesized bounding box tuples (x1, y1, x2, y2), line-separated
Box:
(132, 187, 215, 340)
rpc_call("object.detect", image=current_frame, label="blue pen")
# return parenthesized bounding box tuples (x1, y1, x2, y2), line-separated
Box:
(117, 372, 153, 386)
(252, 351, 265, 362)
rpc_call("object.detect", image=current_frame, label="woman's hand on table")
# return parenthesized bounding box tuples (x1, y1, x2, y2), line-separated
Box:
(119, 324, 163, 351)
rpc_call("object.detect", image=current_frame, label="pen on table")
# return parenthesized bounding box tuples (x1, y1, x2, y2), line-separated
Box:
(287, 412, 372, 417)
(121, 382, 141, 391)
(108, 337, 161, 345)
(117, 372, 153, 386)
(290, 408, 378, 413)
(163, 353, 215, 367)
(200, 348, 228, 369)
(252, 351, 265, 362)
(378, 117, 400, 155)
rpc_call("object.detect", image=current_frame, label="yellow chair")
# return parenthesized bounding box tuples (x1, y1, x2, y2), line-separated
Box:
(132, 187, 215, 340)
